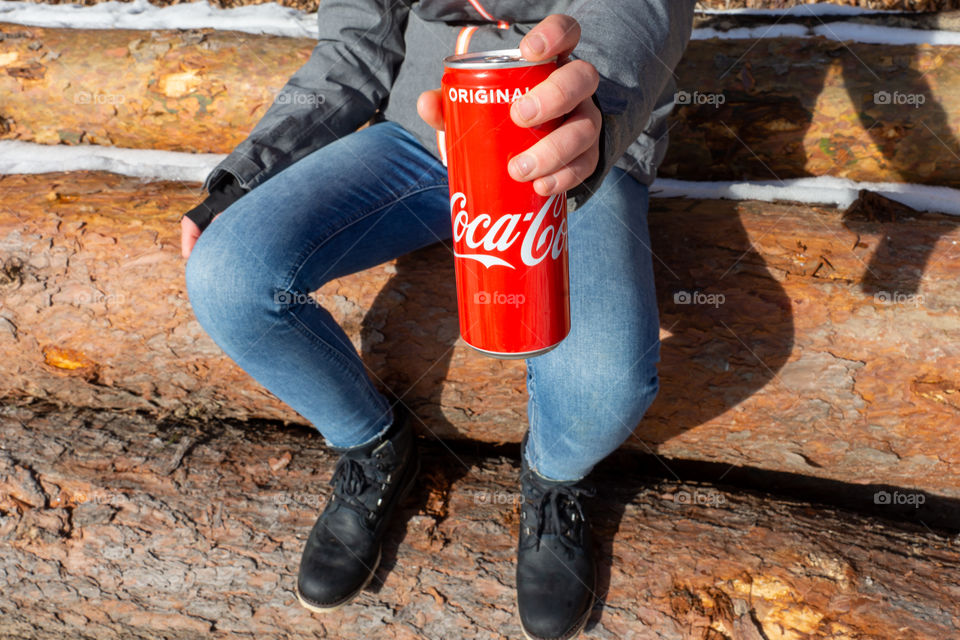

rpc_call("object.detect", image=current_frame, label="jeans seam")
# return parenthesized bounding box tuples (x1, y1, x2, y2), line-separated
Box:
(272, 177, 448, 435)
(525, 361, 541, 474)
(281, 301, 392, 424)
(280, 180, 449, 293)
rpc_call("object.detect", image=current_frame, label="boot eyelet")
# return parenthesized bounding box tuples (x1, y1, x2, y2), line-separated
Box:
(376, 498, 382, 506)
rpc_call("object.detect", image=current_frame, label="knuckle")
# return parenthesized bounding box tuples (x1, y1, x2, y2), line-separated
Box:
(542, 76, 569, 108)
(567, 113, 598, 153)
(542, 134, 568, 168)
(553, 14, 580, 35)
(585, 61, 600, 86)
(576, 60, 600, 93)
(569, 149, 598, 184)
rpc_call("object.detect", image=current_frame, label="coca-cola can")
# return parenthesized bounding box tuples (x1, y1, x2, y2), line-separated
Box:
(441, 49, 570, 359)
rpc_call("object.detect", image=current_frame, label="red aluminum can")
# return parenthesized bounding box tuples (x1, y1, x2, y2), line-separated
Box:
(441, 49, 570, 359)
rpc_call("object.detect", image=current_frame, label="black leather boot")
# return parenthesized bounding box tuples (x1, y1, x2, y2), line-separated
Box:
(516, 432, 597, 640)
(295, 405, 419, 612)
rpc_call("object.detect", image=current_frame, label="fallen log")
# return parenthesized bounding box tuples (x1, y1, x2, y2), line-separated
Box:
(3, 23, 960, 186)
(1, 405, 958, 640)
(0, 22, 308, 152)
(1, 171, 959, 498)
(696, 0, 957, 10)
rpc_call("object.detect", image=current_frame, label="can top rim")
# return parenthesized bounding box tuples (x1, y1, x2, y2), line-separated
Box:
(443, 48, 557, 69)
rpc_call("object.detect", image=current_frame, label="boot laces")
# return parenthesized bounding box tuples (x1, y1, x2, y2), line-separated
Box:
(329, 453, 388, 522)
(521, 470, 595, 556)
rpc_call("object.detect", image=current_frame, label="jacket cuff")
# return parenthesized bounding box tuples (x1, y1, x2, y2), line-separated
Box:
(567, 92, 608, 211)
(201, 150, 264, 193)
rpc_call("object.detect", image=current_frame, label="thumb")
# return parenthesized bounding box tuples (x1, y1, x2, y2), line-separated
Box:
(180, 212, 221, 259)
(181, 216, 201, 259)
(417, 89, 444, 131)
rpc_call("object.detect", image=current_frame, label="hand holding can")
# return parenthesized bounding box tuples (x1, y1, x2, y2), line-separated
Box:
(417, 15, 603, 198)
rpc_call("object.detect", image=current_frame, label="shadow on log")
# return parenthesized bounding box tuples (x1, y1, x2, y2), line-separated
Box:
(1, 172, 959, 497)
(359, 200, 796, 455)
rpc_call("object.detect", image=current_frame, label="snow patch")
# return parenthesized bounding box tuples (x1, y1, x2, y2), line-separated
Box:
(0, 0, 317, 37)
(0, 140, 222, 184)
(1, 140, 958, 216)
(651, 177, 960, 216)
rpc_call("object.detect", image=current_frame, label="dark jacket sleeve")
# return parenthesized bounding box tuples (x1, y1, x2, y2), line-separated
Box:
(200, 0, 412, 194)
(564, 0, 696, 209)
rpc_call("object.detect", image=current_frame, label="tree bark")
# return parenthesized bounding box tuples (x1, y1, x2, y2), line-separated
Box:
(3, 22, 960, 186)
(1, 405, 958, 640)
(2, 172, 959, 499)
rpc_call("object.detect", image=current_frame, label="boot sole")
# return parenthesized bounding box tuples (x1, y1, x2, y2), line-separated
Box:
(518, 560, 596, 640)
(295, 546, 382, 614)
(295, 447, 421, 614)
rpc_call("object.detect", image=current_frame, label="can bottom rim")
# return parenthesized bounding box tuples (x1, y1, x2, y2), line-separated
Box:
(462, 338, 559, 360)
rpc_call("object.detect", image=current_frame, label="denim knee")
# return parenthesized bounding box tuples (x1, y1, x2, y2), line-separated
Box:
(529, 338, 661, 441)
(184, 219, 286, 351)
(574, 362, 659, 436)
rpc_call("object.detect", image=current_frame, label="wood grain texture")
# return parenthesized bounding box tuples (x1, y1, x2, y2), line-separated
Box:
(1, 405, 958, 640)
(2, 23, 960, 186)
(1, 172, 959, 498)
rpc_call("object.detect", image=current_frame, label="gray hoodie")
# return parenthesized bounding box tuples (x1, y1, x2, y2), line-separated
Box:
(202, 0, 696, 211)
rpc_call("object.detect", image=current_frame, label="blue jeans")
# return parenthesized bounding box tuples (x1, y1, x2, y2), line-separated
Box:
(185, 121, 659, 481)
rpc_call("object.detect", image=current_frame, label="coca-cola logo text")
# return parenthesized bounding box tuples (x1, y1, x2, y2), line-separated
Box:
(450, 192, 566, 269)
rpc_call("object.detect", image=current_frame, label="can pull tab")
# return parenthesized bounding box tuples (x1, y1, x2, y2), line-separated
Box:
(482, 54, 519, 63)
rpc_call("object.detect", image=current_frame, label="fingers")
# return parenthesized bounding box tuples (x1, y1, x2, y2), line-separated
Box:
(531, 144, 599, 196)
(180, 212, 220, 259)
(510, 59, 598, 129)
(417, 89, 444, 131)
(181, 217, 200, 259)
(519, 14, 581, 62)
(508, 98, 602, 195)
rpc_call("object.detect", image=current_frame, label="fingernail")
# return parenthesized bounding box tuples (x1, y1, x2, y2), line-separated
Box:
(536, 175, 556, 193)
(511, 154, 534, 178)
(514, 96, 538, 121)
(524, 33, 546, 55)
